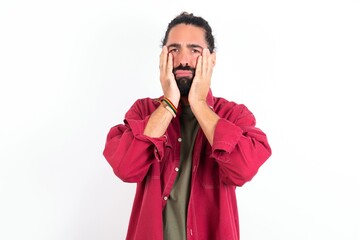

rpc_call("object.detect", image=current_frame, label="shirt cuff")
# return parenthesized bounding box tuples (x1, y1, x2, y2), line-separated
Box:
(212, 118, 243, 154)
(125, 116, 167, 161)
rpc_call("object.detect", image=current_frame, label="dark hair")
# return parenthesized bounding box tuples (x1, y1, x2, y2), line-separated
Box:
(161, 12, 215, 53)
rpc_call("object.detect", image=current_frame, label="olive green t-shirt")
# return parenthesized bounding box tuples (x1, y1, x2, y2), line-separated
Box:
(163, 105, 199, 240)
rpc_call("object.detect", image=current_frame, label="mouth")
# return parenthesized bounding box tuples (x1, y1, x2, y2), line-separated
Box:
(175, 70, 193, 78)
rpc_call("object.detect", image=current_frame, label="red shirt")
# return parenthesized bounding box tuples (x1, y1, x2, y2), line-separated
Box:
(103, 91, 271, 240)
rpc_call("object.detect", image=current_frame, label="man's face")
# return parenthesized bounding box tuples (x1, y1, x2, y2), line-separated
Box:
(166, 24, 208, 96)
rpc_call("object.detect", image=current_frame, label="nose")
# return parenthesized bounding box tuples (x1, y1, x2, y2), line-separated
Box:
(177, 51, 190, 66)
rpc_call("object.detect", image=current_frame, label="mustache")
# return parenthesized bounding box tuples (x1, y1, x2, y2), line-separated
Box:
(172, 64, 195, 74)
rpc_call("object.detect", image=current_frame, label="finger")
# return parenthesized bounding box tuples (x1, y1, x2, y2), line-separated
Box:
(167, 51, 173, 75)
(194, 55, 203, 82)
(204, 49, 215, 77)
(202, 48, 209, 76)
(207, 51, 215, 76)
(159, 46, 168, 71)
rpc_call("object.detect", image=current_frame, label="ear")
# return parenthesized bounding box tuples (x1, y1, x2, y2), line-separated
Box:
(211, 51, 216, 67)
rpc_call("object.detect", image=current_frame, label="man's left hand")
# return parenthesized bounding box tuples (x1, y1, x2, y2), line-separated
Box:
(188, 48, 216, 105)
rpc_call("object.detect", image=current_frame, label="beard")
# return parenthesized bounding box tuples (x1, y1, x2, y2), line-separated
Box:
(176, 77, 192, 96)
(173, 65, 196, 96)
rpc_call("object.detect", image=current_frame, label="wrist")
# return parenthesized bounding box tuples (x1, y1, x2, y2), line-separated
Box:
(161, 97, 178, 118)
(163, 96, 180, 108)
(189, 99, 207, 109)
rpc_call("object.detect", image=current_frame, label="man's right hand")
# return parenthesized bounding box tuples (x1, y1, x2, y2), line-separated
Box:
(159, 46, 180, 107)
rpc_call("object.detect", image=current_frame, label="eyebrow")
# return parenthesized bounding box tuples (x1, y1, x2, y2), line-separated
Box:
(167, 43, 204, 49)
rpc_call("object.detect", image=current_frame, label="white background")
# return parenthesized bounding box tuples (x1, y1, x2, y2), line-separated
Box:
(1, 0, 358, 239)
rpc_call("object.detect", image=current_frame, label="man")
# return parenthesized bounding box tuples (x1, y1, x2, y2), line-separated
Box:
(103, 12, 271, 240)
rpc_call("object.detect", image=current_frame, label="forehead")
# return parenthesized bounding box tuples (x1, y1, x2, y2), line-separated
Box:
(166, 24, 207, 47)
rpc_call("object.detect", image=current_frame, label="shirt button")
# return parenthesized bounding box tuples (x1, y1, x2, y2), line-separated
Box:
(164, 196, 168, 201)
(178, 138, 182, 142)
(175, 167, 179, 172)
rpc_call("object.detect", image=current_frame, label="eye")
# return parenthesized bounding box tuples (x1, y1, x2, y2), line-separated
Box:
(191, 49, 201, 54)
(168, 48, 178, 53)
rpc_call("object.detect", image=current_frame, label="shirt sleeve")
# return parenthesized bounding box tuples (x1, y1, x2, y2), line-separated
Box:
(103, 99, 167, 183)
(211, 104, 272, 186)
